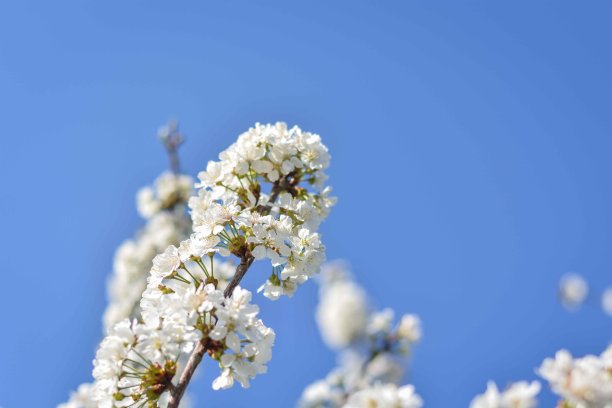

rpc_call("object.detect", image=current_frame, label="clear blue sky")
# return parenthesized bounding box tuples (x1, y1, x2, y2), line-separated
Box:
(1, 1, 611, 407)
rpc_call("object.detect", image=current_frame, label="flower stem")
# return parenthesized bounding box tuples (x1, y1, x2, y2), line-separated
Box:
(167, 253, 255, 408)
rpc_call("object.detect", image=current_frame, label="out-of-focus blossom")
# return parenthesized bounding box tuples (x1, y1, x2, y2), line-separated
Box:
(470, 381, 540, 408)
(538, 346, 612, 407)
(300, 262, 422, 407)
(602, 287, 612, 316)
(316, 278, 369, 349)
(559, 273, 589, 309)
(343, 383, 422, 408)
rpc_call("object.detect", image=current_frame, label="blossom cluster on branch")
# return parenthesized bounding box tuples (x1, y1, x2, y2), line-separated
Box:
(299, 262, 423, 408)
(189, 122, 335, 299)
(62, 122, 335, 408)
(62, 168, 199, 408)
(470, 381, 541, 408)
(60, 120, 611, 408)
(539, 346, 612, 407)
(469, 345, 612, 407)
(103, 172, 193, 331)
(466, 272, 612, 408)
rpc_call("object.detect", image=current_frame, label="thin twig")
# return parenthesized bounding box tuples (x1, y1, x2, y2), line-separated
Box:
(167, 254, 254, 407)
(223, 255, 255, 298)
(258, 172, 299, 215)
(167, 174, 290, 408)
(167, 340, 206, 406)
(159, 120, 184, 174)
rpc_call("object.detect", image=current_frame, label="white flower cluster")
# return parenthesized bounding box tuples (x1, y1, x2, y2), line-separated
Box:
(189, 122, 336, 300)
(62, 169, 198, 408)
(316, 262, 421, 354)
(137, 172, 193, 219)
(92, 319, 179, 407)
(471, 344, 612, 408)
(92, 281, 274, 406)
(106, 170, 214, 331)
(469, 381, 540, 408)
(210, 287, 275, 390)
(141, 238, 277, 392)
(538, 345, 612, 408)
(301, 379, 422, 408)
(344, 384, 422, 408)
(104, 208, 191, 331)
(104, 171, 237, 332)
(316, 274, 369, 348)
(86, 123, 334, 407)
(300, 261, 422, 408)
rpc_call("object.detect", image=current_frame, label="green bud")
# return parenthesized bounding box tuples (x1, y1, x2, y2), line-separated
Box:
(205, 276, 219, 287)
(158, 284, 175, 294)
(269, 273, 281, 286)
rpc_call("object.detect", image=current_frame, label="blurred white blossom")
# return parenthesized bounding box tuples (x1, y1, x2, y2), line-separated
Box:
(57, 383, 96, 408)
(602, 287, 612, 316)
(470, 381, 540, 408)
(317, 278, 369, 348)
(137, 172, 193, 219)
(537, 346, 612, 407)
(559, 273, 589, 309)
(344, 383, 422, 408)
(300, 262, 422, 408)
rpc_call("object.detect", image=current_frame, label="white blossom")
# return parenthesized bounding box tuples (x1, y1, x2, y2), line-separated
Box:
(367, 309, 395, 337)
(338, 351, 405, 389)
(396, 314, 422, 343)
(299, 379, 345, 408)
(104, 209, 190, 331)
(559, 273, 589, 309)
(137, 172, 193, 219)
(58, 383, 96, 408)
(316, 278, 369, 348)
(470, 381, 540, 408)
(93, 279, 275, 405)
(602, 287, 612, 316)
(343, 383, 423, 408)
(537, 346, 612, 407)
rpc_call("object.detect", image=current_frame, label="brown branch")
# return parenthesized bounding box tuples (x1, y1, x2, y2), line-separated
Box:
(164, 138, 183, 174)
(167, 254, 254, 408)
(167, 340, 206, 407)
(159, 121, 184, 174)
(168, 150, 181, 174)
(258, 172, 300, 215)
(223, 255, 255, 298)
(167, 173, 291, 408)
(268, 180, 282, 204)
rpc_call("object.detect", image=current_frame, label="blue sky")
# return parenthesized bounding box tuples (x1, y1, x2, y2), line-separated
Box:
(1, 1, 611, 407)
